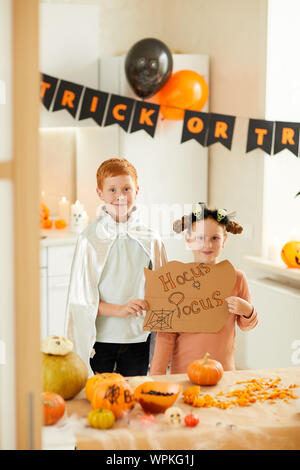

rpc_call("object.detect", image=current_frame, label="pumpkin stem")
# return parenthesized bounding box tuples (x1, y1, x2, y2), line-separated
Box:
(203, 352, 210, 364)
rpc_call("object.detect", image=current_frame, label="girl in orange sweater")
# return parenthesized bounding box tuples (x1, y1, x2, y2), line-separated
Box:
(150, 203, 258, 375)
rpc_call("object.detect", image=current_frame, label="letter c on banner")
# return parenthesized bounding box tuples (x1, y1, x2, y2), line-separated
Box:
(112, 104, 127, 121)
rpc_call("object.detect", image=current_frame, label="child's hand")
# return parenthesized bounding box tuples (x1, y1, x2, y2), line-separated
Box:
(119, 299, 149, 318)
(225, 296, 253, 318)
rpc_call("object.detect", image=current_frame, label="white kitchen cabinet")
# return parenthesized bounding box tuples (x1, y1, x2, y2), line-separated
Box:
(40, 238, 77, 339)
(47, 275, 71, 337)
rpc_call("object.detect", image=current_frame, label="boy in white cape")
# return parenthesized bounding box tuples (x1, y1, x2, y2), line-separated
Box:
(64, 158, 167, 377)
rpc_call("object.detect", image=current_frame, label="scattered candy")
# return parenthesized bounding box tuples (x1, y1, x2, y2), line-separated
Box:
(139, 414, 156, 426)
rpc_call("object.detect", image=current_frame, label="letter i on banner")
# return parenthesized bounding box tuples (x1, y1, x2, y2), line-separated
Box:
(78, 88, 109, 126)
(104, 94, 135, 131)
(40, 73, 59, 110)
(52, 80, 84, 118)
(246, 119, 274, 154)
(206, 113, 236, 149)
(274, 121, 300, 157)
(181, 110, 210, 146)
(130, 101, 160, 137)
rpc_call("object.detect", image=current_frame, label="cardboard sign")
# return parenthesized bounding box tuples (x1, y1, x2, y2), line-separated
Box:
(143, 260, 236, 334)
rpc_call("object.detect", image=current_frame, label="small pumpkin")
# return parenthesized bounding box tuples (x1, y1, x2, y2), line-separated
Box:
(187, 352, 223, 386)
(281, 241, 300, 269)
(42, 391, 66, 426)
(85, 372, 125, 402)
(134, 381, 182, 414)
(87, 408, 115, 430)
(184, 414, 199, 427)
(42, 218, 53, 229)
(90, 377, 135, 419)
(55, 218, 67, 230)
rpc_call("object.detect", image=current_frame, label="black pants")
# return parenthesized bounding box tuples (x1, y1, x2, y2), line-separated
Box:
(90, 335, 151, 377)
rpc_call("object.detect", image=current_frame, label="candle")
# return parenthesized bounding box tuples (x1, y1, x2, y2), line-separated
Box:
(82, 210, 89, 229)
(268, 239, 281, 263)
(58, 196, 70, 224)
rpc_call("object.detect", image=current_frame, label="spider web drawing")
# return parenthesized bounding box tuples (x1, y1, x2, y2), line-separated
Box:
(144, 309, 174, 330)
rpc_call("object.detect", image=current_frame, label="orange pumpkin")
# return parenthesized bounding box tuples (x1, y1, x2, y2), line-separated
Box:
(90, 377, 135, 419)
(134, 381, 182, 414)
(42, 391, 66, 426)
(187, 352, 223, 386)
(55, 219, 67, 230)
(281, 241, 300, 269)
(85, 372, 125, 402)
(42, 218, 53, 229)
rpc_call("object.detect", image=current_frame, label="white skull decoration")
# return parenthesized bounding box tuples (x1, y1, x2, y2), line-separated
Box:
(164, 406, 184, 426)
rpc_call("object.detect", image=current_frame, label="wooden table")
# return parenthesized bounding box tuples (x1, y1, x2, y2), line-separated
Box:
(62, 367, 300, 450)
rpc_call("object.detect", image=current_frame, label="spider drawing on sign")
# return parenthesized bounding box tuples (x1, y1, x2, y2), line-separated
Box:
(144, 309, 174, 330)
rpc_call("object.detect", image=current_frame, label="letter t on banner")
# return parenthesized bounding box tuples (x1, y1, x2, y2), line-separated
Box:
(40, 73, 59, 110)
(246, 119, 274, 154)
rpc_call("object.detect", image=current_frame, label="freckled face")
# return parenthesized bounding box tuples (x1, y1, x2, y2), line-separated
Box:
(185, 218, 227, 264)
(97, 174, 139, 222)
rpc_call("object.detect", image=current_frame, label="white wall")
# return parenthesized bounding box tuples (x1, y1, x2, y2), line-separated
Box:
(263, 0, 300, 255)
(40, 0, 269, 270)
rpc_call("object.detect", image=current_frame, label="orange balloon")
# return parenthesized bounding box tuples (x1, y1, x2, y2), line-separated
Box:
(155, 70, 209, 120)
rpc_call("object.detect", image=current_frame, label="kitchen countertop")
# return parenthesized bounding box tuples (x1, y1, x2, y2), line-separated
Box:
(40, 227, 79, 247)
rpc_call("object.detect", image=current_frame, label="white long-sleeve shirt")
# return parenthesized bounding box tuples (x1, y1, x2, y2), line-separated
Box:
(96, 233, 151, 343)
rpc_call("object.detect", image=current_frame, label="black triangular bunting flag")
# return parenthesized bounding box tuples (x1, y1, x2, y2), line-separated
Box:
(78, 88, 109, 126)
(274, 121, 300, 156)
(52, 80, 84, 118)
(104, 94, 135, 131)
(40, 73, 59, 110)
(181, 110, 210, 146)
(130, 101, 160, 137)
(207, 113, 236, 149)
(246, 119, 274, 154)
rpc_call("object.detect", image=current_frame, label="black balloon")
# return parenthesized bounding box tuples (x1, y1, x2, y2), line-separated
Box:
(125, 38, 173, 99)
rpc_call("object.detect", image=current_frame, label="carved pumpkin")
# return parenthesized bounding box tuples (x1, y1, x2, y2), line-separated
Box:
(134, 381, 182, 414)
(281, 241, 300, 269)
(187, 352, 223, 386)
(85, 372, 125, 402)
(90, 377, 135, 419)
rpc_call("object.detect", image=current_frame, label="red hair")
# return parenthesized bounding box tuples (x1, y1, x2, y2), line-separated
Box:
(96, 158, 138, 190)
